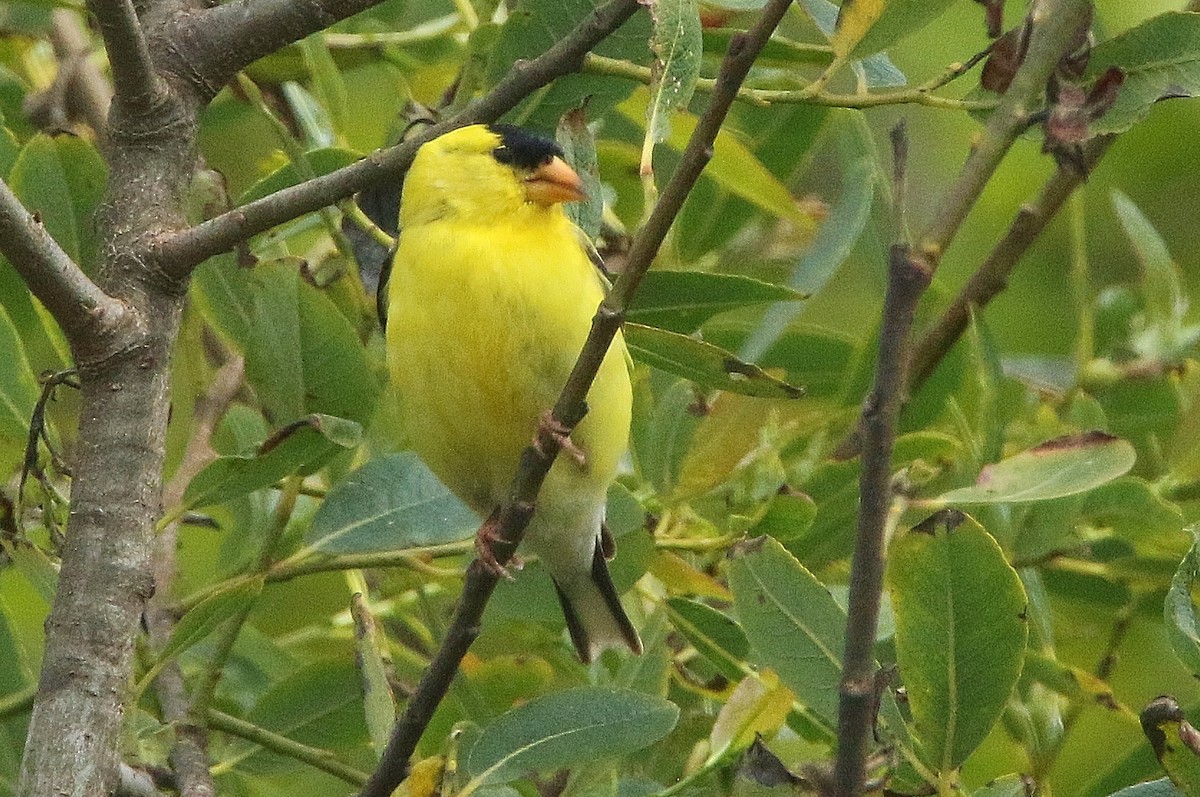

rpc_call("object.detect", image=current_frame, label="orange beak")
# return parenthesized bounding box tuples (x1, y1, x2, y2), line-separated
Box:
(524, 156, 585, 206)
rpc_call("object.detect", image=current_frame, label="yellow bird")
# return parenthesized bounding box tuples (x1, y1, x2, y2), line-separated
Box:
(386, 123, 642, 662)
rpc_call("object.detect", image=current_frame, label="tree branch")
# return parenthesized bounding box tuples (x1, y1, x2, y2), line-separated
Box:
(833, 125, 931, 797)
(917, 0, 1093, 268)
(152, 0, 642, 278)
(358, 3, 795, 796)
(908, 135, 1114, 393)
(89, 0, 168, 116)
(0, 177, 126, 345)
(163, 0, 390, 102)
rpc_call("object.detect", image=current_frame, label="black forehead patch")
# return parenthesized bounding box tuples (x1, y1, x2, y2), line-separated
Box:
(490, 123, 563, 169)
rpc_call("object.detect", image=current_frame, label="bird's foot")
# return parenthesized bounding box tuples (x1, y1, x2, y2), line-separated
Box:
(475, 509, 523, 580)
(534, 410, 587, 469)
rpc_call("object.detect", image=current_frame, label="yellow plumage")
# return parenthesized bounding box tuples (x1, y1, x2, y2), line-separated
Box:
(386, 124, 640, 661)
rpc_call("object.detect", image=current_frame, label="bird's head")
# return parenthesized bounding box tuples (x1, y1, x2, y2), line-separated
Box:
(400, 124, 585, 227)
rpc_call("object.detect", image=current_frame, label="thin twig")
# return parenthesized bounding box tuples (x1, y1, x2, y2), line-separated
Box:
(907, 135, 1113, 393)
(918, 0, 1093, 268)
(153, 0, 642, 277)
(833, 124, 931, 797)
(358, 2, 795, 795)
(582, 53, 998, 112)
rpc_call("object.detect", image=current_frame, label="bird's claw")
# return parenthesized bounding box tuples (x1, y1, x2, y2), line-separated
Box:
(476, 514, 523, 580)
(534, 410, 587, 469)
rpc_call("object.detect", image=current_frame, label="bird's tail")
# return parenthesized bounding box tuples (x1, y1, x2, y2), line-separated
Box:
(551, 543, 643, 663)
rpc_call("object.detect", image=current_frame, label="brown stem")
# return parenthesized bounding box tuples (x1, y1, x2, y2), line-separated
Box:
(917, 0, 1093, 269)
(832, 126, 932, 796)
(358, 2, 795, 795)
(907, 135, 1113, 392)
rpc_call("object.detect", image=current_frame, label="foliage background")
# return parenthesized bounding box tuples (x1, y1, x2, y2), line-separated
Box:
(3, 0, 1200, 795)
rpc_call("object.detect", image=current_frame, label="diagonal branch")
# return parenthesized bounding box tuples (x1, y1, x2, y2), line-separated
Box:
(152, 0, 642, 279)
(357, 2, 795, 796)
(88, 0, 167, 116)
(917, 0, 1093, 269)
(0, 178, 126, 345)
(907, 135, 1113, 392)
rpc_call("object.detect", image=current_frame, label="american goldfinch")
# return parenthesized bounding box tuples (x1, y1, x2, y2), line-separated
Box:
(386, 123, 642, 662)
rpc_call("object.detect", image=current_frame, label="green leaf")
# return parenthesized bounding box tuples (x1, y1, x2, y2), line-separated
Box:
(1, 539, 58, 605)
(973, 774, 1033, 797)
(237, 148, 362, 205)
(645, 0, 702, 146)
(841, 0, 956, 59)
(304, 452, 478, 554)
(1106, 780, 1185, 797)
(706, 321, 858, 401)
(728, 536, 845, 728)
(924, 432, 1136, 507)
(739, 133, 875, 362)
(654, 107, 817, 232)
(630, 376, 703, 496)
(887, 513, 1028, 770)
(182, 414, 361, 510)
(463, 687, 678, 788)
(557, 106, 602, 240)
(245, 659, 371, 756)
(624, 323, 805, 399)
(1166, 528, 1200, 677)
(139, 578, 264, 694)
(750, 491, 817, 543)
(192, 256, 381, 426)
(0, 302, 39, 466)
(1111, 190, 1198, 361)
(626, 271, 806, 335)
(298, 38, 348, 141)
(708, 674, 793, 760)
(486, 0, 652, 131)
(666, 597, 750, 681)
(351, 594, 396, 758)
(1141, 697, 1200, 794)
(8, 133, 106, 267)
(1089, 12, 1200, 135)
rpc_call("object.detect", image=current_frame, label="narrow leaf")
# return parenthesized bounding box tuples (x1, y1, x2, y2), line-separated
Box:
(557, 106, 602, 240)
(1166, 528, 1200, 676)
(843, 0, 956, 59)
(831, 0, 885, 58)
(625, 323, 805, 399)
(645, 0, 702, 144)
(305, 452, 478, 554)
(887, 514, 1028, 770)
(351, 593, 396, 758)
(1089, 12, 1200, 135)
(139, 578, 263, 693)
(728, 536, 845, 728)
(182, 414, 361, 510)
(627, 271, 806, 335)
(924, 432, 1136, 507)
(8, 133, 106, 266)
(238, 148, 361, 205)
(463, 687, 678, 787)
(667, 597, 749, 681)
